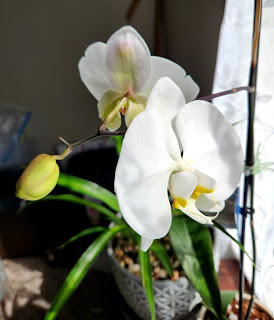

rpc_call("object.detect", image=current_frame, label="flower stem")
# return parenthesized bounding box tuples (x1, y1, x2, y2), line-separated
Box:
(55, 84, 254, 161)
(198, 86, 254, 102)
(56, 130, 125, 161)
(126, 0, 142, 22)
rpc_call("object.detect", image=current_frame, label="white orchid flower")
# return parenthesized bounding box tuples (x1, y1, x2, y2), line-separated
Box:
(115, 77, 243, 251)
(78, 26, 199, 131)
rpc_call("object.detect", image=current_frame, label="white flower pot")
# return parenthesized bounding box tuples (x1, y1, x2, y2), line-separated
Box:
(107, 242, 201, 320)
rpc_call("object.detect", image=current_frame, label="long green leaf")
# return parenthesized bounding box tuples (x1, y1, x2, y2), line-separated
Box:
(150, 242, 173, 276)
(138, 246, 155, 320)
(221, 290, 236, 318)
(44, 224, 126, 320)
(202, 291, 236, 320)
(213, 221, 256, 268)
(169, 215, 222, 320)
(111, 136, 123, 156)
(57, 173, 119, 212)
(44, 194, 123, 225)
(17, 193, 123, 225)
(60, 226, 107, 248)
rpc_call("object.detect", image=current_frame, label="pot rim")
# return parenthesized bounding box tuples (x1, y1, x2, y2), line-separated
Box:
(197, 292, 274, 320)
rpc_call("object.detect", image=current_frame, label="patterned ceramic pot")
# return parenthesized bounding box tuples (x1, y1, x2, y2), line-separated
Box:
(107, 243, 201, 320)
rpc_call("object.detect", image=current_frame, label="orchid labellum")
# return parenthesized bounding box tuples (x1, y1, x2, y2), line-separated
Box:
(78, 26, 199, 130)
(115, 77, 243, 251)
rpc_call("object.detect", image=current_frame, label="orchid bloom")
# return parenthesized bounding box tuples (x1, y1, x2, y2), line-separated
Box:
(78, 26, 199, 131)
(115, 77, 243, 251)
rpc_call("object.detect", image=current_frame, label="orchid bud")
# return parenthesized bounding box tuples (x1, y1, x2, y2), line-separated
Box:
(16, 153, 59, 201)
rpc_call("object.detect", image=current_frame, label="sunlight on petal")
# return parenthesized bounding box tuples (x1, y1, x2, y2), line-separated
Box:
(175, 100, 243, 201)
(145, 77, 185, 159)
(115, 110, 177, 240)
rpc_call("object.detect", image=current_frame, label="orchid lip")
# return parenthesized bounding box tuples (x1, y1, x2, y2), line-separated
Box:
(119, 91, 133, 115)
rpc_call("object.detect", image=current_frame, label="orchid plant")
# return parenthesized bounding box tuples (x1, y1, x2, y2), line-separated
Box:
(16, 26, 252, 320)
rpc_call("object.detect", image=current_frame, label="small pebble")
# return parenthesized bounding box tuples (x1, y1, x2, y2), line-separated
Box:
(124, 257, 133, 266)
(154, 267, 160, 274)
(171, 270, 179, 281)
(128, 263, 140, 274)
(152, 260, 159, 267)
(114, 248, 124, 259)
(158, 269, 168, 279)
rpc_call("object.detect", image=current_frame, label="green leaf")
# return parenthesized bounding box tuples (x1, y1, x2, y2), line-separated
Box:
(60, 226, 107, 248)
(57, 173, 120, 212)
(44, 194, 123, 225)
(44, 224, 127, 320)
(201, 291, 236, 320)
(111, 135, 123, 156)
(169, 215, 222, 319)
(138, 246, 155, 320)
(150, 242, 173, 276)
(213, 221, 256, 268)
(221, 290, 236, 318)
(17, 193, 123, 225)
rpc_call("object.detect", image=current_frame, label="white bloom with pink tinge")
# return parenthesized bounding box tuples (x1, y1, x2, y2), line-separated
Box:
(78, 26, 199, 130)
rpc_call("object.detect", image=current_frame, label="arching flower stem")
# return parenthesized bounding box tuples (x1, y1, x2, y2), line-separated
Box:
(54, 84, 251, 162)
(197, 86, 254, 102)
(56, 130, 125, 161)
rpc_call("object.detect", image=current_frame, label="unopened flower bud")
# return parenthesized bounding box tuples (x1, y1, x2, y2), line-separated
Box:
(16, 153, 59, 201)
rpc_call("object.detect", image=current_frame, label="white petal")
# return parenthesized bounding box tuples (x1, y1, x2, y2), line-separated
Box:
(141, 237, 154, 252)
(175, 198, 217, 225)
(97, 90, 123, 131)
(115, 110, 177, 240)
(124, 95, 146, 127)
(105, 26, 151, 93)
(78, 42, 111, 101)
(193, 169, 216, 193)
(169, 172, 197, 206)
(142, 56, 199, 102)
(195, 194, 225, 212)
(145, 77, 185, 160)
(175, 100, 243, 201)
(180, 75, 200, 102)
